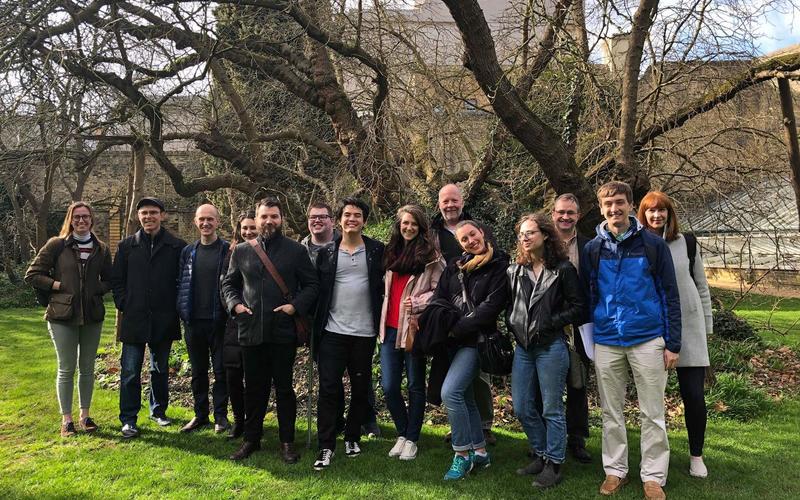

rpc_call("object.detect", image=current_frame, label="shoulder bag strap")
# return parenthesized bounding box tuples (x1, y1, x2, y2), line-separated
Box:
(248, 239, 292, 301)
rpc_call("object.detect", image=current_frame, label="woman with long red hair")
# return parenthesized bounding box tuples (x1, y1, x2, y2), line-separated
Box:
(637, 191, 713, 479)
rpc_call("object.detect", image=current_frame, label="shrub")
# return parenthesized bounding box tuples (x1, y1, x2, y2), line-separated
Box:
(708, 337, 761, 374)
(705, 372, 773, 421)
(0, 266, 37, 308)
(713, 309, 759, 342)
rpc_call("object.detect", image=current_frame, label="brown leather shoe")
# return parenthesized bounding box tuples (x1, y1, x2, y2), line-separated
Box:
(230, 441, 260, 461)
(181, 417, 210, 433)
(643, 481, 666, 500)
(599, 475, 629, 496)
(280, 442, 300, 464)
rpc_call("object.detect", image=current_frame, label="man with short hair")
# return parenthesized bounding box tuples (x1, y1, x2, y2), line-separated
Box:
(112, 197, 187, 438)
(222, 197, 319, 462)
(580, 181, 681, 500)
(551, 193, 592, 463)
(312, 198, 385, 470)
(431, 183, 496, 445)
(177, 203, 230, 434)
(301, 201, 380, 438)
(301, 202, 338, 263)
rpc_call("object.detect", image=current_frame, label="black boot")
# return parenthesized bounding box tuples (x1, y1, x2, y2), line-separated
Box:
(533, 460, 563, 488)
(227, 420, 244, 440)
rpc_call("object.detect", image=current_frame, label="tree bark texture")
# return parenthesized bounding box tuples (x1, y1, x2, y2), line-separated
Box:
(777, 78, 800, 230)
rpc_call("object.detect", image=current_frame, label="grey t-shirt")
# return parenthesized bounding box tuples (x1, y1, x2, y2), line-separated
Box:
(324, 245, 374, 336)
(191, 242, 219, 320)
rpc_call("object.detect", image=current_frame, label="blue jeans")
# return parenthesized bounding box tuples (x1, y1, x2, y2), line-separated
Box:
(512, 338, 569, 463)
(441, 346, 486, 452)
(380, 327, 427, 442)
(119, 341, 172, 425)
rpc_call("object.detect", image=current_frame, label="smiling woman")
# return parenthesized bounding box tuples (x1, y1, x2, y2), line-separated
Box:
(24, 201, 113, 438)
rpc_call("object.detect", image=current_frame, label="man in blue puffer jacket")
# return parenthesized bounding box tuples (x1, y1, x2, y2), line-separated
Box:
(176, 203, 230, 434)
(580, 181, 681, 500)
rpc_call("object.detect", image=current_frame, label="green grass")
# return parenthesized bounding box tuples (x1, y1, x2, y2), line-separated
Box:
(712, 288, 800, 347)
(2, 308, 800, 499)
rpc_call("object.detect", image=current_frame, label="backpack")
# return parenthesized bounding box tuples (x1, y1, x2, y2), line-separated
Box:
(684, 232, 698, 281)
(34, 238, 66, 307)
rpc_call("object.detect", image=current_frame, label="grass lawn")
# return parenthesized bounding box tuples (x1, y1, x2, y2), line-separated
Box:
(712, 288, 800, 347)
(2, 307, 800, 499)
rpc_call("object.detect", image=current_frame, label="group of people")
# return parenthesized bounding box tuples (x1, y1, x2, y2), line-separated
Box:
(25, 179, 713, 500)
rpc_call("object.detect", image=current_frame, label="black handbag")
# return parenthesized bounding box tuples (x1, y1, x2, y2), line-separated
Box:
(459, 271, 514, 375)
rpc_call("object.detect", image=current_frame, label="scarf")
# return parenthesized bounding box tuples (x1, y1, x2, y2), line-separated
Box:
(459, 243, 494, 273)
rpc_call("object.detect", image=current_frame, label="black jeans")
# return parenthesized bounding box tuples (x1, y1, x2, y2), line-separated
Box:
(241, 341, 297, 444)
(226, 365, 245, 423)
(566, 333, 590, 447)
(317, 331, 377, 450)
(184, 320, 228, 422)
(677, 366, 707, 456)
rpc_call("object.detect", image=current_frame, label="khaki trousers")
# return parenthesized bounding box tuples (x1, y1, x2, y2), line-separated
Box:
(594, 336, 670, 485)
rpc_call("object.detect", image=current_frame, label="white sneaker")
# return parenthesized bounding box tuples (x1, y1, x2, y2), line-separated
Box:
(399, 440, 418, 460)
(344, 441, 361, 458)
(313, 449, 334, 470)
(389, 437, 407, 458)
(689, 456, 708, 478)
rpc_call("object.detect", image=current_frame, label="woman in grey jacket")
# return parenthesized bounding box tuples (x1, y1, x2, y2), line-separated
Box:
(638, 191, 713, 479)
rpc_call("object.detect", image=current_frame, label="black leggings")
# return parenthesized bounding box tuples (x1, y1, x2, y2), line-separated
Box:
(677, 366, 707, 457)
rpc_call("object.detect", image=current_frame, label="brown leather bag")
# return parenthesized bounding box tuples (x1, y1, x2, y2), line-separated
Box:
(248, 239, 311, 346)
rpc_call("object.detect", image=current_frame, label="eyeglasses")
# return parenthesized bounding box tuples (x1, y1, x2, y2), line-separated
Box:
(518, 230, 541, 240)
(553, 210, 578, 216)
(72, 215, 91, 221)
(308, 215, 331, 221)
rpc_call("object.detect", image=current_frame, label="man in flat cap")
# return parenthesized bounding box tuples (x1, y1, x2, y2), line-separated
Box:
(111, 197, 187, 438)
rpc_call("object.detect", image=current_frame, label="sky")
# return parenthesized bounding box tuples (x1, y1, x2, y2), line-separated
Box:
(757, 8, 800, 54)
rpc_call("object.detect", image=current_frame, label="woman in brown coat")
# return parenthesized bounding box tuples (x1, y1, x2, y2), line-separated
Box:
(25, 201, 112, 437)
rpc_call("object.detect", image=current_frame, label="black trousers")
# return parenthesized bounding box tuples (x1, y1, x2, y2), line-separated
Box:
(566, 331, 590, 447)
(184, 320, 228, 421)
(241, 341, 297, 444)
(317, 331, 376, 450)
(226, 365, 245, 423)
(677, 366, 707, 456)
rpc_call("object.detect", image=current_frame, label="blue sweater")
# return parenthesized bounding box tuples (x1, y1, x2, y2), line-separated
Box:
(580, 217, 682, 353)
(177, 238, 229, 323)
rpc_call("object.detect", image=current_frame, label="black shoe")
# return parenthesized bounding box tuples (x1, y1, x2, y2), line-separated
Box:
(61, 422, 77, 438)
(483, 429, 497, 446)
(230, 441, 261, 461)
(362, 422, 381, 439)
(516, 456, 545, 476)
(569, 443, 592, 463)
(120, 423, 139, 439)
(344, 441, 361, 458)
(280, 443, 300, 464)
(533, 461, 563, 489)
(79, 417, 99, 433)
(181, 417, 210, 433)
(214, 417, 230, 434)
(227, 420, 244, 440)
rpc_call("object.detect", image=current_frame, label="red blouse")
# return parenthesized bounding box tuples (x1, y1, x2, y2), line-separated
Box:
(385, 273, 412, 329)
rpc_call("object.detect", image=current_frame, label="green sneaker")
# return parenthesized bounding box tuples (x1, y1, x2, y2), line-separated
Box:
(470, 450, 491, 470)
(444, 454, 473, 480)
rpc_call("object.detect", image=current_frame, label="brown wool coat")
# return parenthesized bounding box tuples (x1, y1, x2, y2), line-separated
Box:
(25, 235, 113, 325)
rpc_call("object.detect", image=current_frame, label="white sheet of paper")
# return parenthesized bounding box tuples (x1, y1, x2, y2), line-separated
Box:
(578, 323, 595, 361)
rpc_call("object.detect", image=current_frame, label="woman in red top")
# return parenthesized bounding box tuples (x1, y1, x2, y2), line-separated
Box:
(379, 205, 445, 460)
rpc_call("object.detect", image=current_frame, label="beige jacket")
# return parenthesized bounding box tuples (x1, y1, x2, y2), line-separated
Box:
(379, 257, 446, 349)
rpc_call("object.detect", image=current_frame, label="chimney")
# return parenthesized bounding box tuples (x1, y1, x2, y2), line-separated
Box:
(601, 33, 630, 74)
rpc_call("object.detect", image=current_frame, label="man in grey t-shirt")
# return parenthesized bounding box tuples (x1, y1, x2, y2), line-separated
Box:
(311, 198, 385, 471)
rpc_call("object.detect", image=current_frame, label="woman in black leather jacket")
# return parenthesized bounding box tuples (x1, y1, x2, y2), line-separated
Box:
(506, 213, 585, 489)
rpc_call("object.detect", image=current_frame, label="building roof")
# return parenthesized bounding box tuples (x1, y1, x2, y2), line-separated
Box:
(682, 178, 799, 235)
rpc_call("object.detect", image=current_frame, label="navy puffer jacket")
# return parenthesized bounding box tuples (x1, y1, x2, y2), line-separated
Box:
(176, 238, 229, 323)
